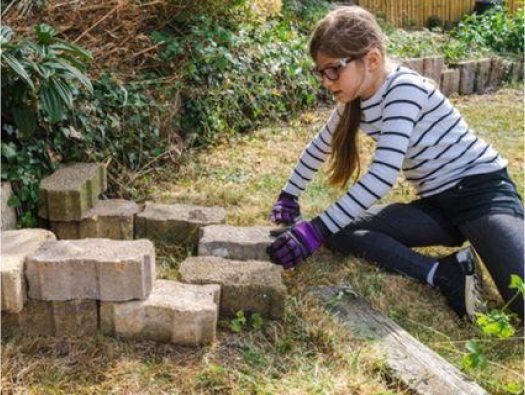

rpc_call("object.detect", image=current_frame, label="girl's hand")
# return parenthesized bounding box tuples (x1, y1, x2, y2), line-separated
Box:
(267, 221, 324, 269)
(269, 191, 302, 225)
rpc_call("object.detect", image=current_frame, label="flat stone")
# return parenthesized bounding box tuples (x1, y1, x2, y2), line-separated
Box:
(489, 57, 506, 90)
(423, 56, 445, 85)
(50, 199, 139, 240)
(1, 182, 17, 230)
(400, 58, 424, 75)
(135, 202, 226, 245)
(180, 256, 286, 319)
(100, 280, 220, 345)
(440, 68, 460, 97)
(474, 58, 492, 94)
(452, 60, 477, 95)
(2, 299, 97, 337)
(38, 163, 107, 221)
(25, 238, 155, 301)
(1, 229, 56, 313)
(198, 225, 274, 261)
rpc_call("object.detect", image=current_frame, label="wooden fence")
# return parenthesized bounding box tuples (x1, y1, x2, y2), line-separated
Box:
(356, 0, 524, 27)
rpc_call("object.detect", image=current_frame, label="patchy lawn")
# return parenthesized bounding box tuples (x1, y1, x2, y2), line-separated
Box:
(2, 86, 523, 394)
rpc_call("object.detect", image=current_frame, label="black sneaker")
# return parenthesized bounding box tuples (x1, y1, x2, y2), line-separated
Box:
(435, 246, 485, 322)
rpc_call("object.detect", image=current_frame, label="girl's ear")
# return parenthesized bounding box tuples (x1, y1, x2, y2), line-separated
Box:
(366, 48, 382, 72)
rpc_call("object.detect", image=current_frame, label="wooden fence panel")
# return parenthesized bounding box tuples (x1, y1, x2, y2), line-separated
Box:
(357, 0, 523, 27)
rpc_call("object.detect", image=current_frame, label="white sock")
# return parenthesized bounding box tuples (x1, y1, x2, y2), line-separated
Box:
(457, 248, 470, 263)
(426, 261, 440, 287)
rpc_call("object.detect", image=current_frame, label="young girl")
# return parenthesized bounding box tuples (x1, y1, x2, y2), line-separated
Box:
(267, 6, 524, 322)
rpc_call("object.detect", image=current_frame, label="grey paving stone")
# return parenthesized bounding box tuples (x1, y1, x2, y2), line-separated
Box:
(100, 280, 220, 345)
(440, 68, 460, 97)
(25, 238, 155, 301)
(1, 229, 56, 313)
(50, 199, 139, 240)
(2, 299, 97, 337)
(135, 202, 226, 245)
(38, 163, 107, 221)
(198, 225, 275, 261)
(180, 256, 286, 319)
(1, 182, 17, 230)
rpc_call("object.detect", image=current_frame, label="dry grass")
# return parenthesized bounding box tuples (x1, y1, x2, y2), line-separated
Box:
(2, 86, 524, 394)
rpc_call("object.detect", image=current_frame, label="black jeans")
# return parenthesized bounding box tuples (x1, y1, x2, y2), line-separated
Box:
(325, 168, 525, 319)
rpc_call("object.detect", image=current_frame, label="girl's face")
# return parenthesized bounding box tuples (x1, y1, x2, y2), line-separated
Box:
(315, 50, 385, 103)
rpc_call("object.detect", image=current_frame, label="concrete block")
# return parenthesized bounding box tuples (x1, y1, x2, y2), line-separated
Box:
(38, 163, 107, 222)
(474, 58, 492, 94)
(1, 229, 56, 313)
(100, 280, 220, 345)
(198, 225, 274, 261)
(2, 299, 97, 337)
(452, 60, 477, 95)
(400, 58, 424, 75)
(180, 256, 286, 319)
(489, 57, 506, 90)
(423, 56, 445, 85)
(1, 182, 17, 230)
(440, 68, 460, 97)
(50, 199, 139, 240)
(135, 202, 226, 245)
(25, 238, 155, 301)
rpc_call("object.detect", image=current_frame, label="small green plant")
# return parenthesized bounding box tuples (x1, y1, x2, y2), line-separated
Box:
(230, 310, 248, 333)
(251, 313, 264, 330)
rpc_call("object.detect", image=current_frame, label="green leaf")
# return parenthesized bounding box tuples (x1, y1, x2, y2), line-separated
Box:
(59, 61, 93, 93)
(1, 142, 17, 160)
(53, 40, 93, 61)
(509, 274, 524, 295)
(50, 78, 74, 108)
(7, 196, 21, 207)
(1, 53, 35, 90)
(0, 25, 13, 47)
(34, 24, 57, 45)
(39, 80, 66, 123)
(12, 104, 37, 137)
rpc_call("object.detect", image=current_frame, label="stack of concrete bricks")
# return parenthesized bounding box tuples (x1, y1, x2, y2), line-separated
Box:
(399, 55, 523, 97)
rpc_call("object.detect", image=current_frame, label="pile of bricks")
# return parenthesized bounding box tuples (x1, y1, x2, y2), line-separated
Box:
(399, 55, 523, 97)
(1, 162, 287, 346)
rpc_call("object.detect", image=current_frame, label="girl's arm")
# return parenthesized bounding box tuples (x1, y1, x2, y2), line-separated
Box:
(317, 82, 428, 234)
(281, 104, 343, 197)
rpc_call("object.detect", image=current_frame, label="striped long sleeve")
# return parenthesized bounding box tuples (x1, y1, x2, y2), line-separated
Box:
(319, 79, 428, 234)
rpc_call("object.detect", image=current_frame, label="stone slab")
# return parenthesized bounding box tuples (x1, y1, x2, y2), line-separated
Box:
(38, 163, 107, 222)
(440, 68, 460, 97)
(198, 225, 275, 261)
(100, 280, 220, 345)
(474, 58, 492, 94)
(25, 238, 155, 301)
(452, 60, 477, 95)
(489, 57, 506, 90)
(423, 56, 445, 86)
(1, 229, 56, 313)
(309, 285, 488, 395)
(1, 182, 17, 230)
(50, 199, 139, 240)
(134, 202, 226, 244)
(2, 299, 97, 337)
(400, 58, 424, 75)
(180, 256, 286, 319)
(509, 60, 524, 82)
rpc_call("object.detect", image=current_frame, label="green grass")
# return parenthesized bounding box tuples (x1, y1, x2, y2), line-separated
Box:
(2, 86, 524, 394)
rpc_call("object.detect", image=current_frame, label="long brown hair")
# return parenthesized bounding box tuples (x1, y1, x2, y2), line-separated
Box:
(309, 6, 385, 189)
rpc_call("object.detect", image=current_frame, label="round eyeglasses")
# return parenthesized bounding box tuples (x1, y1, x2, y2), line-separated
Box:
(311, 57, 355, 82)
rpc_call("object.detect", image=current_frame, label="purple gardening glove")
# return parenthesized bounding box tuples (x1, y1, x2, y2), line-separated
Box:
(267, 221, 324, 269)
(269, 191, 302, 225)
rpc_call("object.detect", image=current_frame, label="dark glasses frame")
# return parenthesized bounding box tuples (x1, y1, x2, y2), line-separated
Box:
(311, 57, 355, 82)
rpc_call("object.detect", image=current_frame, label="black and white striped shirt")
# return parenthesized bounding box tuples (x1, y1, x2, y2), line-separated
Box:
(283, 65, 507, 234)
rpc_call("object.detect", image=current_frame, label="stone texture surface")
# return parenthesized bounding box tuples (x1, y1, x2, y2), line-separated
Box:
(400, 58, 424, 75)
(2, 299, 97, 337)
(50, 199, 139, 240)
(453, 60, 477, 95)
(1, 182, 17, 230)
(489, 57, 507, 90)
(100, 280, 220, 345)
(38, 163, 107, 221)
(510, 60, 524, 82)
(180, 256, 286, 319)
(26, 238, 155, 301)
(440, 68, 460, 97)
(199, 225, 275, 261)
(423, 56, 445, 85)
(474, 58, 492, 94)
(135, 202, 226, 244)
(1, 229, 56, 313)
